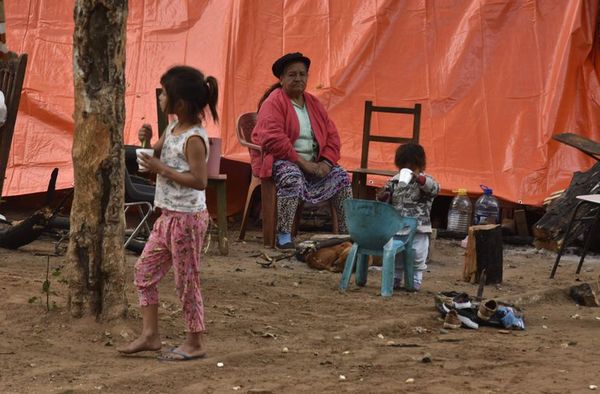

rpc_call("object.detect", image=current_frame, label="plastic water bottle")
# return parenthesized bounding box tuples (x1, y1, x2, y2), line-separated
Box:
(473, 185, 500, 225)
(447, 189, 472, 233)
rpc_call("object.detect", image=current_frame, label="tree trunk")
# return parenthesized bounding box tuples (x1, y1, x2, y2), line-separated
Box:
(67, 0, 128, 319)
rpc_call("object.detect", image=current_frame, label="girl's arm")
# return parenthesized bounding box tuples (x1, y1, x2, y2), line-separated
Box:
(416, 174, 440, 197)
(138, 123, 166, 157)
(152, 127, 167, 157)
(138, 136, 207, 190)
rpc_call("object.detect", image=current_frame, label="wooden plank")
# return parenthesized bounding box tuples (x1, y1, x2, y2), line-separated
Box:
(514, 209, 529, 236)
(350, 168, 396, 176)
(553, 133, 600, 160)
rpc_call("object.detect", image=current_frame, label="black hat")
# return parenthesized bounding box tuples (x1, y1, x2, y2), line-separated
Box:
(272, 52, 311, 78)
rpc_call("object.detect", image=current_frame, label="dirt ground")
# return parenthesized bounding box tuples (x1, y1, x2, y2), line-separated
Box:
(1, 228, 600, 394)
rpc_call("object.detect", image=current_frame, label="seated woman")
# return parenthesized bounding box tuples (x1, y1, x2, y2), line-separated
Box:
(251, 52, 352, 249)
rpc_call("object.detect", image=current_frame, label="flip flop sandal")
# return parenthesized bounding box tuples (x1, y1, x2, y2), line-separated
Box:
(157, 348, 206, 362)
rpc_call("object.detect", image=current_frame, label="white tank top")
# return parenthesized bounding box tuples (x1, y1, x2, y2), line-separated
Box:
(154, 121, 210, 212)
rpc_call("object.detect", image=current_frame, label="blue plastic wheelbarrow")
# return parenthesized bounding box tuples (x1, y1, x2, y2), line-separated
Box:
(339, 199, 417, 296)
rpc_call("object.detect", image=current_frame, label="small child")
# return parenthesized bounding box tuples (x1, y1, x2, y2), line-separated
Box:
(378, 143, 439, 290)
(117, 65, 219, 361)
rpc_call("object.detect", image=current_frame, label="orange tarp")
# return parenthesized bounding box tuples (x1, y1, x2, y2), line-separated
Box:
(5, 0, 600, 206)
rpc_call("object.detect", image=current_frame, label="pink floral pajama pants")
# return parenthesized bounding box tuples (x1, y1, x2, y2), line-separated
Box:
(134, 209, 209, 332)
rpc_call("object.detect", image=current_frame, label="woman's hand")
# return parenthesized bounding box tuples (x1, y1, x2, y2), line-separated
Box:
(138, 124, 153, 147)
(314, 161, 331, 178)
(137, 152, 164, 174)
(296, 157, 318, 176)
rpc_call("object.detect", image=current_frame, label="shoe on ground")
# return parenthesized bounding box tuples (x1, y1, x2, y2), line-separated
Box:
(393, 277, 402, 290)
(477, 299, 498, 321)
(452, 292, 472, 309)
(454, 307, 479, 329)
(443, 310, 462, 330)
(435, 292, 455, 306)
(276, 240, 296, 250)
(438, 302, 479, 329)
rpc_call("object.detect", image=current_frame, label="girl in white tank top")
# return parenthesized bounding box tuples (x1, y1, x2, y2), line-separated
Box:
(117, 66, 219, 362)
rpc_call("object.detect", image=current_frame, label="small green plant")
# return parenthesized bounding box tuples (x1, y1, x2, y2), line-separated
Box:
(39, 255, 63, 312)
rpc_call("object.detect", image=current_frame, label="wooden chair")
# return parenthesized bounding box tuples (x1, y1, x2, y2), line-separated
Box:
(0, 52, 28, 200)
(235, 111, 338, 247)
(350, 101, 421, 198)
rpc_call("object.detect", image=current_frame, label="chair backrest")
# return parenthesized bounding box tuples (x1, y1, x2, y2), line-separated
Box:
(124, 169, 155, 204)
(344, 198, 415, 250)
(0, 52, 28, 199)
(236, 112, 261, 152)
(359, 100, 421, 169)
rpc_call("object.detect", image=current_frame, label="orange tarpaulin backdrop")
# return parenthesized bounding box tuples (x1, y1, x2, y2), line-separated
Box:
(4, 0, 600, 206)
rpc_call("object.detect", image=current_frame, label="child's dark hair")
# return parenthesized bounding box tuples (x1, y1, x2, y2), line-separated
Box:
(395, 142, 426, 170)
(160, 66, 219, 123)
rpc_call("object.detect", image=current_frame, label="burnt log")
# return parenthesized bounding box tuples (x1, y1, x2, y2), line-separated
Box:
(534, 161, 600, 251)
(0, 168, 72, 249)
(463, 224, 503, 284)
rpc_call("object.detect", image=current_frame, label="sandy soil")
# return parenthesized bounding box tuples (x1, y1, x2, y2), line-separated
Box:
(1, 229, 600, 394)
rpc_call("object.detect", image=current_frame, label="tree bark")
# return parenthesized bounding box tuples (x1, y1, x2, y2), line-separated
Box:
(67, 0, 128, 319)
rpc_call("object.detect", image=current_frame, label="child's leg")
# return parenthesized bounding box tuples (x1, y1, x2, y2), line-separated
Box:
(412, 233, 430, 290)
(118, 215, 172, 354)
(393, 235, 405, 288)
(169, 210, 209, 357)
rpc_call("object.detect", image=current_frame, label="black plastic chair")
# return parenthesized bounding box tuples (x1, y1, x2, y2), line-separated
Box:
(124, 169, 155, 248)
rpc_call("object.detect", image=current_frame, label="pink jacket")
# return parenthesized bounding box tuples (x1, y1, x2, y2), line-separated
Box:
(250, 88, 341, 178)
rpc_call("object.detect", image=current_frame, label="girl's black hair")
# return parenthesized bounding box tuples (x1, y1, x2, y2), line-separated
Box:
(395, 142, 426, 170)
(160, 66, 219, 123)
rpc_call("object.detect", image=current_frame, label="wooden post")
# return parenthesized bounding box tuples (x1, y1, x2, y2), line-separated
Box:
(463, 224, 503, 284)
(67, 0, 128, 319)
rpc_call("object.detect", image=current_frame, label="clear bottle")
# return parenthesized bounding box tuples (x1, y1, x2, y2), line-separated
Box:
(473, 185, 500, 225)
(447, 189, 472, 233)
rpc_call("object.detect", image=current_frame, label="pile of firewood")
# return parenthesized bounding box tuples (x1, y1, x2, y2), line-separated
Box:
(534, 161, 600, 251)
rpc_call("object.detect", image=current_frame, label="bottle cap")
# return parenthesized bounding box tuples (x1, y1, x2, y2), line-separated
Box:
(457, 188, 468, 196)
(480, 185, 493, 195)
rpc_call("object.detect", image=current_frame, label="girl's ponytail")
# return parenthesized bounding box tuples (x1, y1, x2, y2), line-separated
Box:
(205, 76, 219, 124)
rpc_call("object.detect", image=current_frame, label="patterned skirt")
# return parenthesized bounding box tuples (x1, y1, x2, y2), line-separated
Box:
(272, 160, 351, 203)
